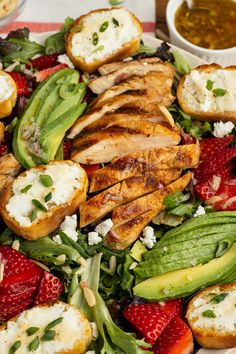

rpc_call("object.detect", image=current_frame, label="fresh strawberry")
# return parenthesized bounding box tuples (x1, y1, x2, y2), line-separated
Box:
(213, 179, 236, 211)
(123, 303, 171, 344)
(31, 54, 59, 70)
(63, 139, 72, 160)
(200, 135, 233, 160)
(81, 163, 101, 179)
(0, 142, 8, 156)
(194, 147, 236, 183)
(8, 71, 31, 96)
(33, 63, 67, 82)
(153, 317, 194, 354)
(34, 271, 64, 306)
(181, 133, 196, 145)
(158, 299, 183, 319)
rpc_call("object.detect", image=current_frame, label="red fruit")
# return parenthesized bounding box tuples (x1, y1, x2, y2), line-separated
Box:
(63, 139, 72, 160)
(153, 317, 194, 354)
(123, 303, 171, 344)
(81, 163, 101, 179)
(31, 54, 59, 70)
(213, 179, 236, 211)
(194, 147, 236, 183)
(0, 142, 8, 156)
(181, 133, 196, 145)
(158, 299, 183, 319)
(8, 71, 30, 96)
(34, 271, 64, 306)
(200, 135, 233, 160)
(33, 63, 67, 82)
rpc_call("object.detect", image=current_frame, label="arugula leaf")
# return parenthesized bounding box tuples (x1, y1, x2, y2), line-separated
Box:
(45, 17, 74, 54)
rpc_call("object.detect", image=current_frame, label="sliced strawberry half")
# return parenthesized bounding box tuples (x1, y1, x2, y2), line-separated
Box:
(0, 142, 8, 157)
(200, 135, 233, 160)
(213, 179, 236, 211)
(8, 71, 31, 96)
(31, 54, 59, 70)
(34, 271, 64, 306)
(33, 63, 68, 82)
(153, 316, 194, 354)
(158, 299, 183, 319)
(123, 303, 171, 344)
(63, 139, 72, 160)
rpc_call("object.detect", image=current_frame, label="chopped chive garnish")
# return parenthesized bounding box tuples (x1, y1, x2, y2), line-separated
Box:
(9, 340, 21, 354)
(109, 0, 124, 5)
(100, 21, 109, 32)
(21, 184, 32, 193)
(30, 209, 38, 222)
(32, 199, 47, 212)
(45, 317, 63, 331)
(206, 79, 213, 90)
(28, 337, 39, 351)
(26, 327, 40, 336)
(213, 88, 227, 96)
(112, 17, 119, 26)
(92, 32, 99, 45)
(41, 330, 56, 341)
(39, 174, 53, 187)
(45, 192, 52, 203)
(92, 45, 105, 53)
(202, 309, 216, 318)
(210, 293, 228, 304)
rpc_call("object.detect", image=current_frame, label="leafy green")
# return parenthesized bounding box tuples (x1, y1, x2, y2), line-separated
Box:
(120, 255, 135, 295)
(45, 17, 74, 54)
(172, 50, 191, 75)
(164, 191, 183, 209)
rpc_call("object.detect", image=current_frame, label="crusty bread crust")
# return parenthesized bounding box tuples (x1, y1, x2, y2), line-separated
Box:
(177, 64, 236, 123)
(0, 71, 17, 119)
(0, 301, 92, 354)
(66, 8, 142, 73)
(186, 282, 236, 349)
(0, 160, 88, 240)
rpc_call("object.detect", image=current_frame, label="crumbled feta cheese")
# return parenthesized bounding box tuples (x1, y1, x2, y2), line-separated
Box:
(212, 121, 234, 138)
(53, 234, 62, 245)
(90, 322, 99, 341)
(95, 219, 113, 237)
(140, 226, 156, 249)
(60, 214, 78, 241)
(57, 54, 75, 69)
(88, 232, 102, 246)
(209, 175, 221, 192)
(194, 205, 206, 217)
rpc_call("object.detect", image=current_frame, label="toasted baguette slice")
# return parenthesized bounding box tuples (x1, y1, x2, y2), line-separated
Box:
(66, 8, 142, 73)
(0, 160, 88, 240)
(0, 71, 17, 119)
(177, 64, 236, 122)
(186, 283, 236, 349)
(0, 301, 92, 354)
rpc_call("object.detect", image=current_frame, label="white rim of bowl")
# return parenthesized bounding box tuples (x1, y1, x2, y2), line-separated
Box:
(0, 0, 26, 21)
(166, 0, 236, 54)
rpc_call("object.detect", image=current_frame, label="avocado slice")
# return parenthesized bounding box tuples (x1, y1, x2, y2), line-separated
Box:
(130, 240, 147, 262)
(133, 243, 236, 300)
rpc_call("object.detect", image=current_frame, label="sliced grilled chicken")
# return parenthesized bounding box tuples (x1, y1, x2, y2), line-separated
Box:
(68, 94, 143, 138)
(0, 153, 22, 196)
(105, 173, 192, 249)
(92, 71, 175, 107)
(90, 144, 200, 192)
(90, 58, 174, 94)
(98, 58, 162, 75)
(71, 120, 181, 164)
(105, 210, 157, 250)
(79, 169, 181, 227)
(111, 172, 192, 228)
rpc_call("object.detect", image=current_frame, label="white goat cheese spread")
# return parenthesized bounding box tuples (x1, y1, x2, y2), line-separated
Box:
(140, 226, 156, 249)
(0, 302, 90, 353)
(95, 218, 113, 237)
(71, 8, 140, 64)
(6, 163, 85, 227)
(182, 70, 236, 112)
(212, 121, 234, 138)
(0, 74, 14, 102)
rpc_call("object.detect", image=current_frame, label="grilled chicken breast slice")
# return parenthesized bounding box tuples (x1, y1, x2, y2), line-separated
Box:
(90, 144, 200, 192)
(0, 154, 22, 196)
(79, 169, 182, 227)
(111, 172, 192, 228)
(92, 71, 175, 107)
(71, 120, 181, 164)
(98, 58, 162, 75)
(90, 59, 174, 94)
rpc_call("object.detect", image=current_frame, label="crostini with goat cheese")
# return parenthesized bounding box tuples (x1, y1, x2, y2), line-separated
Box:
(0, 160, 88, 240)
(0, 71, 17, 119)
(66, 8, 142, 73)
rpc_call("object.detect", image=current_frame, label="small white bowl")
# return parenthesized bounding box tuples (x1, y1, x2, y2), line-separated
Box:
(166, 0, 236, 66)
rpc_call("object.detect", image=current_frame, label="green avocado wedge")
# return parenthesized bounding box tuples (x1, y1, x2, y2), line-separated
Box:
(13, 68, 86, 168)
(133, 243, 236, 300)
